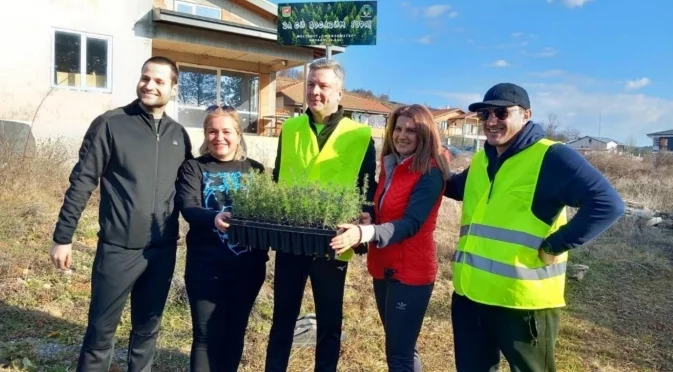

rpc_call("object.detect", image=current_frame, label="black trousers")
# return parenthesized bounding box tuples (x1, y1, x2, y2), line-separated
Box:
(265, 251, 348, 372)
(373, 278, 434, 372)
(185, 250, 266, 372)
(451, 292, 561, 372)
(77, 241, 177, 372)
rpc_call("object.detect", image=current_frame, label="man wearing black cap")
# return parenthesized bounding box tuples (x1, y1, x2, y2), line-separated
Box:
(444, 83, 624, 371)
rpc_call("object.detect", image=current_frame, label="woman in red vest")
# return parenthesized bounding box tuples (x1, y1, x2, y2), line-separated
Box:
(331, 104, 451, 371)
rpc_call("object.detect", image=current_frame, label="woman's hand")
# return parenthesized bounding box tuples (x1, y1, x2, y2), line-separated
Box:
(359, 212, 372, 225)
(214, 211, 232, 232)
(330, 224, 362, 255)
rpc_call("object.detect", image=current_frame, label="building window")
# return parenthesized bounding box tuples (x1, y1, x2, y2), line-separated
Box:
(52, 29, 111, 91)
(175, 0, 220, 19)
(177, 64, 260, 133)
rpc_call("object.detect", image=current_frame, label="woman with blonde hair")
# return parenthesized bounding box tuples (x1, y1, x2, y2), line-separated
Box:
(176, 105, 268, 371)
(331, 104, 450, 371)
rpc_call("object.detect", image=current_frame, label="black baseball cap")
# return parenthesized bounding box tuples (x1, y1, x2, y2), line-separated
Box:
(468, 83, 531, 112)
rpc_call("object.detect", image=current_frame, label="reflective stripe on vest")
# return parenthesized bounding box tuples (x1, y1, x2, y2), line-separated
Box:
(459, 224, 543, 251)
(278, 115, 371, 188)
(454, 251, 567, 280)
(277, 114, 371, 262)
(454, 138, 569, 310)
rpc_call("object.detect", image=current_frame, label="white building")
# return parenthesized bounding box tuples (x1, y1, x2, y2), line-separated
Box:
(565, 136, 624, 153)
(0, 0, 341, 165)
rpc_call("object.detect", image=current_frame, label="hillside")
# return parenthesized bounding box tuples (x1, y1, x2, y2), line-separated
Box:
(1, 143, 672, 371)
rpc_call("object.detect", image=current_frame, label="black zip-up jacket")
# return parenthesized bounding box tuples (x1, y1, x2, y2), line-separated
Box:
(53, 99, 193, 248)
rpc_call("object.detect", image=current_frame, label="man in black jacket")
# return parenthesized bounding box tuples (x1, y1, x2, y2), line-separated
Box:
(50, 56, 193, 372)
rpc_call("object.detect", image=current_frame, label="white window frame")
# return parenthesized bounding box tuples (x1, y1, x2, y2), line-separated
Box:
(175, 0, 221, 19)
(174, 62, 260, 120)
(51, 28, 112, 92)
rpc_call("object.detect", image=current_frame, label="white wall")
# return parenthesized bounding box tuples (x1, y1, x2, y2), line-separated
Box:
(158, 0, 275, 29)
(0, 0, 154, 141)
(567, 137, 610, 150)
(276, 96, 286, 111)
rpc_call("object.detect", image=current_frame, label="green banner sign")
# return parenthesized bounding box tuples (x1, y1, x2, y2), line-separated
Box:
(277, 1, 377, 46)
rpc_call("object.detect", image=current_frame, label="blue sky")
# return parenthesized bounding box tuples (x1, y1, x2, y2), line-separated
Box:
(272, 0, 672, 146)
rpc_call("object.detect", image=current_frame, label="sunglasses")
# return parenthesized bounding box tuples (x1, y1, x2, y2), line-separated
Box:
(205, 104, 237, 113)
(476, 107, 517, 121)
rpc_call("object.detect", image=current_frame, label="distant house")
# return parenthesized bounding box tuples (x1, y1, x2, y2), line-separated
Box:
(430, 108, 485, 150)
(381, 101, 407, 112)
(275, 77, 393, 137)
(565, 136, 624, 152)
(431, 107, 464, 136)
(646, 129, 673, 152)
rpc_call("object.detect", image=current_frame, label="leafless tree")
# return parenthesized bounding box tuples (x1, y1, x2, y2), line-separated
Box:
(544, 113, 561, 139)
(625, 134, 637, 153)
(277, 67, 304, 80)
(562, 127, 581, 142)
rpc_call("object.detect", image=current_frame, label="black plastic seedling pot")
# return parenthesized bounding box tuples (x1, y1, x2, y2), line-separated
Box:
(227, 218, 339, 259)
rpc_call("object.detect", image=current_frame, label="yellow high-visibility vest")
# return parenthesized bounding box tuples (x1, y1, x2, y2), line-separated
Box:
(454, 138, 569, 309)
(278, 114, 371, 261)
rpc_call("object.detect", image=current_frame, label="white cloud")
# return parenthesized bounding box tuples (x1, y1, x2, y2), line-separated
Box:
(448, 11, 459, 18)
(625, 77, 651, 91)
(422, 5, 453, 18)
(422, 91, 483, 109)
(497, 41, 528, 49)
(414, 35, 434, 45)
(511, 32, 524, 37)
(548, 0, 593, 7)
(535, 47, 559, 57)
(561, 0, 592, 8)
(425, 84, 673, 145)
(490, 59, 511, 67)
(401, 1, 410, 7)
(527, 83, 671, 144)
(528, 69, 567, 78)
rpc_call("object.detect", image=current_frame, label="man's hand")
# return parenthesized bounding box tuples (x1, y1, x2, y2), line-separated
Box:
(215, 212, 232, 232)
(359, 212, 371, 225)
(538, 248, 563, 266)
(50, 243, 72, 270)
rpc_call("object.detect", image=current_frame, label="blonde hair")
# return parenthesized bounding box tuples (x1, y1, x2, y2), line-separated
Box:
(199, 107, 246, 161)
(382, 104, 451, 180)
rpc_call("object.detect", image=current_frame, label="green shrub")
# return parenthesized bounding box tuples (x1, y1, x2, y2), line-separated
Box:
(227, 171, 369, 230)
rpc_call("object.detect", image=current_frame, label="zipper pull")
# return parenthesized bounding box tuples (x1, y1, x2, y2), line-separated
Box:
(156, 133, 160, 142)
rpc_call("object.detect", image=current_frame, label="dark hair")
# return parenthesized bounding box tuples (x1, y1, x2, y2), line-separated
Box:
(382, 104, 451, 180)
(142, 56, 179, 84)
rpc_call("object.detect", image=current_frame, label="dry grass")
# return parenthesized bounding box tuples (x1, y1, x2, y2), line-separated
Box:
(584, 151, 673, 210)
(1, 144, 672, 371)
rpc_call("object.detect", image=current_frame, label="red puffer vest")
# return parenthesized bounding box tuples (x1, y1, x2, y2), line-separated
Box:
(367, 155, 444, 285)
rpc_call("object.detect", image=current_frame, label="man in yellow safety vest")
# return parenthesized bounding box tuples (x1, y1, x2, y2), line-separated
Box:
(444, 83, 625, 371)
(264, 58, 377, 372)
